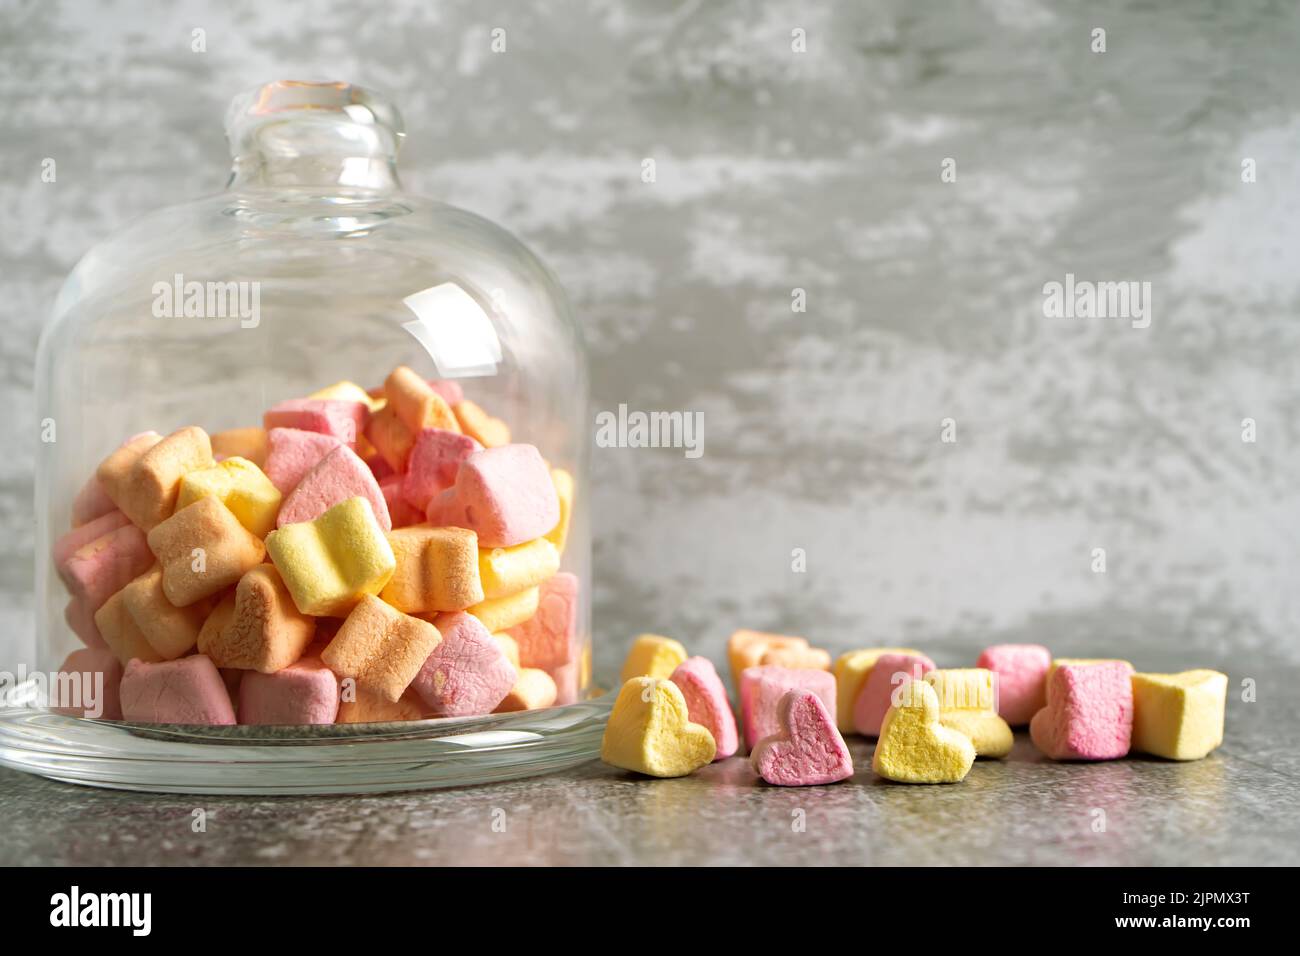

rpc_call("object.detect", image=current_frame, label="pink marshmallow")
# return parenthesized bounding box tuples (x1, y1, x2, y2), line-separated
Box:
(1030, 661, 1134, 760)
(71, 475, 118, 527)
(427, 444, 559, 548)
(53, 509, 131, 570)
(507, 572, 579, 669)
(547, 658, 581, 705)
(59, 524, 154, 612)
(851, 652, 935, 737)
(264, 427, 343, 494)
(401, 428, 480, 512)
(428, 380, 464, 405)
(64, 598, 107, 650)
(670, 656, 739, 760)
(379, 474, 426, 528)
(238, 656, 340, 725)
(277, 444, 392, 531)
(752, 690, 854, 786)
(119, 655, 236, 725)
(51, 648, 123, 720)
(739, 665, 837, 751)
(978, 643, 1051, 726)
(411, 611, 517, 716)
(263, 398, 369, 449)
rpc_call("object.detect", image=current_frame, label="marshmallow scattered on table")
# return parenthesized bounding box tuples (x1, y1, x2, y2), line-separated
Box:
(739, 665, 837, 752)
(1030, 660, 1134, 760)
(670, 656, 739, 760)
(872, 678, 976, 784)
(620, 634, 689, 683)
(601, 677, 716, 777)
(727, 629, 809, 688)
(832, 647, 924, 733)
(851, 651, 935, 737)
(976, 643, 1051, 727)
(925, 668, 1012, 758)
(1130, 670, 1227, 761)
(752, 689, 854, 786)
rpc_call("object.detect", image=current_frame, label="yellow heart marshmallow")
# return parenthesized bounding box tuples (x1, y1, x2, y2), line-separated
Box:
(620, 634, 688, 683)
(925, 668, 1013, 758)
(832, 647, 924, 733)
(872, 678, 976, 783)
(1131, 670, 1227, 761)
(601, 677, 716, 777)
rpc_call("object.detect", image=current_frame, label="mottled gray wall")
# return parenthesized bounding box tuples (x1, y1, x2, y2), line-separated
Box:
(3, 0, 1299, 682)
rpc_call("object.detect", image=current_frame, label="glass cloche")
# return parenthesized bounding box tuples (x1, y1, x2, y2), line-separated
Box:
(3, 80, 603, 793)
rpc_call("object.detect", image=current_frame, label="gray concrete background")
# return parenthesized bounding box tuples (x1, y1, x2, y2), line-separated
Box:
(2, 0, 1298, 865)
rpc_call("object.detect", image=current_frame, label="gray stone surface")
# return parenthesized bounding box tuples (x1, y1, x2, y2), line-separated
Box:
(3, 1, 1300, 864)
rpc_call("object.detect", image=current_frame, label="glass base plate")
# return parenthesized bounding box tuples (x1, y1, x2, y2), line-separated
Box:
(0, 679, 613, 795)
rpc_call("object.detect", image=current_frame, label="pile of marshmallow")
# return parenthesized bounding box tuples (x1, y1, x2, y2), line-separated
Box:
(51, 366, 583, 725)
(601, 631, 1228, 786)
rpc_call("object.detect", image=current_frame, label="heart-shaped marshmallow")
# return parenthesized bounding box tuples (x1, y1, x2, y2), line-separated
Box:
(752, 689, 854, 786)
(601, 677, 716, 777)
(871, 678, 976, 783)
(670, 656, 739, 760)
(852, 651, 935, 737)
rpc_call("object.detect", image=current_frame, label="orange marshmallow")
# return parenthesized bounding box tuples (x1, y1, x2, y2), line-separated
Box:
(322, 594, 443, 702)
(761, 645, 832, 670)
(494, 668, 558, 712)
(146, 496, 266, 606)
(380, 525, 484, 614)
(197, 564, 317, 673)
(210, 427, 268, 468)
(385, 366, 461, 435)
(93, 590, 164, 665)
(453, 399, 510, 447)
(98, 426, 214, 530)
(727, 629, 809, 687)
(336, 687, 426, 723)
(365, 403, 417, 472)
(119, 566, 209, 660)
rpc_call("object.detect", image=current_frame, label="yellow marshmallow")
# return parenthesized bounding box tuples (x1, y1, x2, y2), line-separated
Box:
(621, 634, 688, 683)
(265, 496, 396, 617)
(176, 456, 282, 538)
(925, 668, 1012, 758)
(494, 632, 521, 668)
(478, 537, 561, 600)
(601, 677, 716, 777)
(1131, 670, 1227, 761)
(468, 586, 540, 632)
(872, 679, 976, 784)
(309, 379, 385, 412)
(546, 468, 574, 554)
(832, 648, 924, 733)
